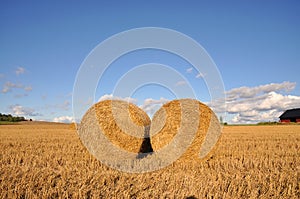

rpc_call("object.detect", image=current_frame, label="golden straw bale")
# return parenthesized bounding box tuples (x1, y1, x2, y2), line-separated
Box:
(81, 100, 151, 153)
(150, 99, 221, 162)
(78, 98, 221, 168)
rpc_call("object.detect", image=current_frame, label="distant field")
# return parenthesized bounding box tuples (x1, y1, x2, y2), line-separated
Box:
(0, 123, 299, 198)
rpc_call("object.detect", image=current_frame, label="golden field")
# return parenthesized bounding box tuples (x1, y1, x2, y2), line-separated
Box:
(0, 122, 299, 198)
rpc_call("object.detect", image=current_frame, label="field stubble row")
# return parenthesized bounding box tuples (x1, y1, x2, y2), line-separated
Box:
(0, 123, 299, 198)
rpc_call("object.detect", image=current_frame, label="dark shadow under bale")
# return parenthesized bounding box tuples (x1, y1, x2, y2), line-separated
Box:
(137, 126, 153, 159)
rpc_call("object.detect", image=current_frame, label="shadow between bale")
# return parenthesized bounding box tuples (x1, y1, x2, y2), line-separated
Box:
(137, 126, 154, 159)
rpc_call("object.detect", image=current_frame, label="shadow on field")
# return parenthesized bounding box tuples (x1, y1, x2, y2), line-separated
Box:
(136, 126, 153, 159)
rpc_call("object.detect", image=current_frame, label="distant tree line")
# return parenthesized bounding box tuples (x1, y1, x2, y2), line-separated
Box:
(0, 113, 26, 122)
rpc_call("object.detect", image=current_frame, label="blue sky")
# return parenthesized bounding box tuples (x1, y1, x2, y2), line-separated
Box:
(1, 0, 300, 123)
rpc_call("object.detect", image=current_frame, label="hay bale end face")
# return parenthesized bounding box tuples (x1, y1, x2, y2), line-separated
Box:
(91, 100, 151, 153)
(150, 99, 221, 162)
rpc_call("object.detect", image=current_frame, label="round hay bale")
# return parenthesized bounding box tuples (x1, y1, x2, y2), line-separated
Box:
(80, 100, 151, 153)
(78, 98, 221, 172)
(150, 99, 221, 162)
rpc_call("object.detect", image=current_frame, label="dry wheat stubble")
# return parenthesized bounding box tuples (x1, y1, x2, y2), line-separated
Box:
(1, 121, 299, 198)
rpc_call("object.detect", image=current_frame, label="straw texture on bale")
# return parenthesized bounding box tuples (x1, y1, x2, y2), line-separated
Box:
(83, 100, 151, 153)
(150, 99, 221, 162)
(79, 99, 221, 166)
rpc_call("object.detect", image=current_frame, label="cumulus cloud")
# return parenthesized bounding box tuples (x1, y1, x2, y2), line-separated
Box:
(2, 86, 10, 93)
(9, 104, 40, 116)
(15, 67, 25, 75)
(2, 81, 23, 93)
(98, 94, 137, 104)
(227, 87, 300, 114)
(139, 97, 169, 116)
(231, 109, 282, 124)
(223, 81, 300, 124)
(186, 67, 193, 73)
(226, 81, 296, 101)
(1, 81, 32, 94)
(98, 82, 300, 124)
(98, 94, 169, 117)
(53, 116, 74, 123)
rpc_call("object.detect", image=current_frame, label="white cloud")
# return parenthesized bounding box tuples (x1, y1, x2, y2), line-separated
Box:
(98, 94, 169, 117)
(2, 81, 23, 93)
(139, 97, 169, 116)
(2, 87, 10, 93)
(15, 67, 25, 75)
(97, 83, 300, 124)
(175, 80, 187, 86)
(231, 109, 281, 124)
(196, 72, 205, 78)
(9, 104, 40, 116)
(53, 116, 74, 123)
(186, 67, 193, 73)
(1, 81, 32, 94)
(98, 94, 137, 104)
(226, 81, 296, 101)
(223, 82, 300, 124)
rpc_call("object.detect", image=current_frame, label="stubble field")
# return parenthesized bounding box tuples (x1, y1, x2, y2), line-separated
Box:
(0, 122, 299, 198)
